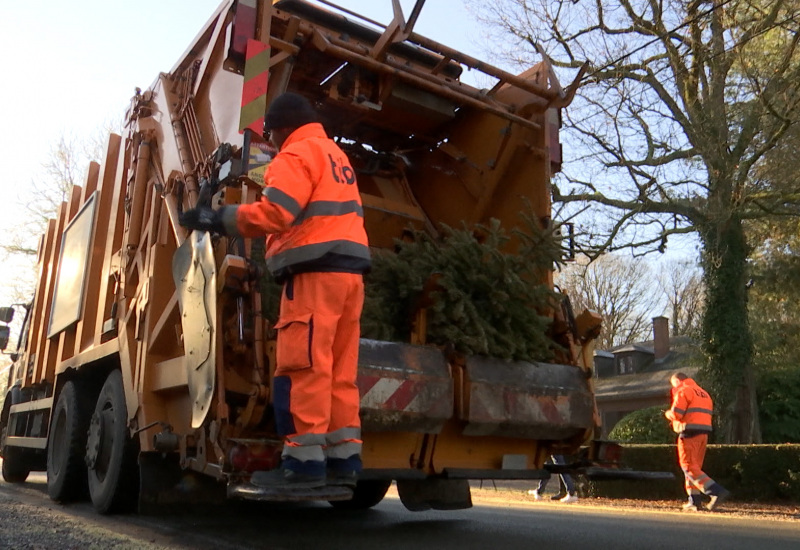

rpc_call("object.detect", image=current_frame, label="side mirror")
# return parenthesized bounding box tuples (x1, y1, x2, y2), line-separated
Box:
(0, 325, 9, 351)
(0, 306, 14, 324)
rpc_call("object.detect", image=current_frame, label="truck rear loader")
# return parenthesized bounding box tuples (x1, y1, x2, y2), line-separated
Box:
(0, 0, 666, 514)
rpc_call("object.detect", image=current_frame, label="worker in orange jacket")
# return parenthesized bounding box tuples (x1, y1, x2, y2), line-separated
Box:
(665, 372, 730, 511)
(180, 92, 370, 492)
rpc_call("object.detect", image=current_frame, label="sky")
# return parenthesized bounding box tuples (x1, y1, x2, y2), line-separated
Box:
(0, 0, 485, 304)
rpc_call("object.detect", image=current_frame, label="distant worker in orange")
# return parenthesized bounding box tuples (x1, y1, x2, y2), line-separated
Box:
(180, 92, 370, 493)
(665, 372, 730, 511)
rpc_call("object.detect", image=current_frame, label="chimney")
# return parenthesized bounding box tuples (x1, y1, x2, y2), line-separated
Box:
(653, 316, 670, 360)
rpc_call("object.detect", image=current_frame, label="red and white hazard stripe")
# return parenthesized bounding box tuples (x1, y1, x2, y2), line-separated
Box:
(358, 376, 427, 413)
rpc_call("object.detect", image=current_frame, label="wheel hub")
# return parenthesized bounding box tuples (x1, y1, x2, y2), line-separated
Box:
(85, 410, 110, 470)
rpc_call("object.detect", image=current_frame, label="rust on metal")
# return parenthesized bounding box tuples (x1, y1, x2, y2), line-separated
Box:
(459, 355, 595, 440)
(357, 339, 453, 434)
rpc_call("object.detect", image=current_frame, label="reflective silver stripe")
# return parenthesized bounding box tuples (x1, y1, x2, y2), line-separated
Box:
(287, 433, 327, 446)
(267, 240, 371, 272)
(673, 407, 686, 415)
(686, 407, 713, 415)
(326, 441, 362, 460)
(292, 200, 364, 225)
(684, 423, 712, 432)
(282, 444, 325, 462)
(220, 205, 241, 237)
(326, 427, 362, 445)
(263, 187, 302, 219)
(687, 473, 714, 491)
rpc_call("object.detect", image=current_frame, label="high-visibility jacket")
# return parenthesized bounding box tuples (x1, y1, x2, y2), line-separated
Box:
(666, 378, 713, 435)
(221, 123, 370, 280)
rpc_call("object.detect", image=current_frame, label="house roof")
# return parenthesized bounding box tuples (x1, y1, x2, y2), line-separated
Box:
(606, 335, 699, 370)
(594, 335, 701, 401)
(594, 365, 700, 401)
(610, 343, 654, 355)
(608, 334, 695, 353)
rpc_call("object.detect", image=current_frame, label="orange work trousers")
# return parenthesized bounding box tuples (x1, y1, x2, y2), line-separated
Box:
(677, 433, 715, 495)
(272, 271, 364, 475)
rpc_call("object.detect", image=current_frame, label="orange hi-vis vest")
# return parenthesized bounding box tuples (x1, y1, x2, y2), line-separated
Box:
(666, 378, 713, 435)
(224, 123, 370, 280)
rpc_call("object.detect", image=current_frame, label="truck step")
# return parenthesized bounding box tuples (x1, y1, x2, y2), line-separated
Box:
(227, 482, 354, 502)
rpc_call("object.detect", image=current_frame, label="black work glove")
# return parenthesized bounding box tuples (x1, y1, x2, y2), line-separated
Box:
(179, 206, 226, 235)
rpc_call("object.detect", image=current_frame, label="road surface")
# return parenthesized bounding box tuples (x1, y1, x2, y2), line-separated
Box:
(2, 469, 799, 550)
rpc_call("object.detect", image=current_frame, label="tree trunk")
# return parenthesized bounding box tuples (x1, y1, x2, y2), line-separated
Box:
(699, 217, 761, 443)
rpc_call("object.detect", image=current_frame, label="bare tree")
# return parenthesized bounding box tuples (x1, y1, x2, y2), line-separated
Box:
(1, 123, 120, 415)
(0, 124, 120, 341)
(557, 254, 662, 350)
(2, 135, 79, 257)
(472, 0, 800, 442)
(3, 121, 119, 259)
(3, 131, 110, 258)
(658, 259, 705, 337)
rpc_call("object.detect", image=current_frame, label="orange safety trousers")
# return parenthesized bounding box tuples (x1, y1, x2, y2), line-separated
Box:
(677, 433, 716, 495)
(272, 271, 364, 476)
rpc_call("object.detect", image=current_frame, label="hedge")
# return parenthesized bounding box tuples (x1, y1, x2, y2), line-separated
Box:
(581, 444, 800, 503)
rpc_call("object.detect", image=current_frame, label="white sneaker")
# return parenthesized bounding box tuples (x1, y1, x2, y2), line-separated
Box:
(560, 493, 578, 503)
(527, 490, 542, 500)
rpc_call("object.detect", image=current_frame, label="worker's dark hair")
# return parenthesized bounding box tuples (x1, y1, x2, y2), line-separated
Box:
(264, 92, 318, 132)
(672, 372, 688, 381)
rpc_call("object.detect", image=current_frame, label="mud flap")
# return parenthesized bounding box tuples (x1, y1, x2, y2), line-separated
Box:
(396, 478, 473, 511)
(138, 452, 226, 515)
(227, 482, 354, 502)
(172, 230, 217, 429)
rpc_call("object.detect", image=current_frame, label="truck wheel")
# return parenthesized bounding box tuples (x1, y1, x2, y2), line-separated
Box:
(329, 480, 391, 510)
(2, 447, 31, 483)
(86, 371, 139, 514)
(47, 380, 91, 501)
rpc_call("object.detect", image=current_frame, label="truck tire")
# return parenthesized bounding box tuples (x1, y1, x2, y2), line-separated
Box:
(86, 370, 139, 514)
(329, 479, 391, 510)
(2, 447, 31, 483)
(2, 387, 31, 483)
(47, 380, 91, 501)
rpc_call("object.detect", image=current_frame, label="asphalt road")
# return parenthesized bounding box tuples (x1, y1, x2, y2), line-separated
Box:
(2, 470, 800, 550)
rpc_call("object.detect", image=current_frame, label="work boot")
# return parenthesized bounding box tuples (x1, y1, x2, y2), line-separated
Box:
(327, 470, 358, 488)
(251, 467, 326, 489)
(326, 456, 361, 488)
(707, 487, 731, 511)
(682, 495, 702, 512)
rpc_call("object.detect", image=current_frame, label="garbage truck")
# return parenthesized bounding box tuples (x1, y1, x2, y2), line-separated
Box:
(0, 0, 667, 514)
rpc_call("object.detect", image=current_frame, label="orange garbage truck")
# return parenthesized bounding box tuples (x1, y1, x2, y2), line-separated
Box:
(0, 0, 667, 514)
